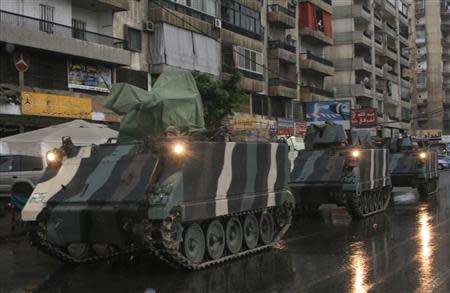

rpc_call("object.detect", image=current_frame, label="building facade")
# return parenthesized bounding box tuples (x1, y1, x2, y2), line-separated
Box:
(327, 0, 411, 137)
(0, 0, 149, 137)
(412, 0, 450, 137)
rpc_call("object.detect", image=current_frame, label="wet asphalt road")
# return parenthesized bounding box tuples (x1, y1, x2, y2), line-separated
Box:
(2, 172, 450, 293)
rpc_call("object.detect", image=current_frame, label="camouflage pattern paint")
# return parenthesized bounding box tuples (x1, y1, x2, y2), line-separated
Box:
(22, 141, 293, 247)
(389, 150, 439, 186)
(290, 148, 390, 194)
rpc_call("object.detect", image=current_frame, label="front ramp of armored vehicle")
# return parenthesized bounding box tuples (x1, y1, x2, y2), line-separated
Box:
(23, 144, 159, 263)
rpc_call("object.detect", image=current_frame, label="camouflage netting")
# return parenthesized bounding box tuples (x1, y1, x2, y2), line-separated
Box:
(105, 72, 205, 142)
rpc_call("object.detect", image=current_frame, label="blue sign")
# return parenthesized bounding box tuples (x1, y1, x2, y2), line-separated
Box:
(306, 100, 351, 122)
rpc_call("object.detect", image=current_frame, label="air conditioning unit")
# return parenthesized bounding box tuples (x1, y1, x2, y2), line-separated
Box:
(214, 18, 222, 29)
(143, 21, 154, 32)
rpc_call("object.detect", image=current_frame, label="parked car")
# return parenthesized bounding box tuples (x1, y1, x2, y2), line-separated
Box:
(438, 155, 450, 170)
(0, 154, 44, 215)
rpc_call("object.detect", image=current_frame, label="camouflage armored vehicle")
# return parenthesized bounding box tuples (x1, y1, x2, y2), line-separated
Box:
(389, 137, 439, 196)
(289, 123, 391, 218)
(21, 72, 294, 269)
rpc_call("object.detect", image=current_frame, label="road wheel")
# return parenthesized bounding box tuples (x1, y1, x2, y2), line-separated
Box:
(67, 243, 90, 259)
(439, 164, 444, 170)
(205, 220, 225, 260)
(226, 217, 243, 254)
(260, 211, 274, 244)
(243, 215, 259, 249)
(183, 223, 205, 263)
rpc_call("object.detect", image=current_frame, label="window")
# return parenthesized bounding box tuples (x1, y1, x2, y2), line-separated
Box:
(416, 0, 424, 9)
(126, 27, 142, 52)
(171, 0, 217, 16)
(233, 46, 262, 74)
(252, 94, 268, 115)
(0, 156, 13, 172)
(316, 9, 324, 32)
(72, 19, 86, 40)
(39, 4, 54, 33)
(222, 0, 262, 37)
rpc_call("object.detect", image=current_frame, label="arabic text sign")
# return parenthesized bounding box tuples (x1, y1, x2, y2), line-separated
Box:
(233, 116, 258, 130)
(351, 108, 377, 126)
(277, 118, 294, 135)
(21, 91, 92, 119)
(68, 61, 111, 93)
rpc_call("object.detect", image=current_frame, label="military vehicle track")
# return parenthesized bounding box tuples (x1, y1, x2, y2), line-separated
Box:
(346, 186, 391, 218)
(418, 178, 439, 196)
(146, 206, 292, 270)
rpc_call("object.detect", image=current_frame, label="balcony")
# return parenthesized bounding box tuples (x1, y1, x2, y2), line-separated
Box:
(417, 82, 427, 90)
(299, 0, 332, 14)
(384, 95, 400, 106)
(268, 40, 296, 64)
(399, 11, 408, 25)
(384, 22, 397, 39)
(374, 0, 396, 17)
(417, 113, 427, 121)
(334, 57, 371, 73)
(300, 51, 334, 76)
(444, 81, 450, 90)
(334, 31, 371, 47)
(269, 78, 297, 99)
(333, 4, 370, 24)
(443, 38, 450, 48)
(77, 0, 128, 11)
(386, 47, 398, 61)
(267, 4, 296, 29)
(401, 78, 410, 88)
(0, 9, 130, 65)
(399, 32, 408, 45)
(300, 85, 334, 102)
(299, 27, 333, 46)
(335, 84, 372, 98)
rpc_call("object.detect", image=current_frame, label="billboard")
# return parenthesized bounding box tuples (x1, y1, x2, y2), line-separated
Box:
(417, 129, 442, 141)
(351, 108, 377, 127)
(21, 91, 92, 119)
(68, 61, 112, 93)
(306, 100, 351, 129)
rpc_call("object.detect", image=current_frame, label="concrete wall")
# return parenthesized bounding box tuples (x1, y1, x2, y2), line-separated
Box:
(113, 0, 149, 72)
(72, 6, 113, 36)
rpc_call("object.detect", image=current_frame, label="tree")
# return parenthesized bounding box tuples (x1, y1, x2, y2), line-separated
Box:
(192, 71, 245, 129)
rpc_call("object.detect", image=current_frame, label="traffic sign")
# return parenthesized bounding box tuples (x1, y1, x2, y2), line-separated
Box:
(14, 52, 30, 72)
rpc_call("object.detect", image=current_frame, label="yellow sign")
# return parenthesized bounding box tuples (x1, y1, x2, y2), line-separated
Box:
(21, 91, 92, 119)
(234, 116, 258, 130)
(416, 129, 442, 139)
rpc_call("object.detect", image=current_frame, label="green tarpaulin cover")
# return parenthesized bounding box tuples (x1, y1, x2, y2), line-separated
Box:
(104, 72, 205, 142)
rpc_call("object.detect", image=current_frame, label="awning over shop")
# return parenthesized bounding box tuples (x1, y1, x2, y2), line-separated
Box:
(0, 119, 117, 157)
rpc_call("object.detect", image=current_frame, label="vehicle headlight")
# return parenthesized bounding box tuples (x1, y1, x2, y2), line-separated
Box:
(46, 152, 57, 162)
(419, 152, 427, 159)
(46, 149, 63, 166)
(351, 149, 361, 159)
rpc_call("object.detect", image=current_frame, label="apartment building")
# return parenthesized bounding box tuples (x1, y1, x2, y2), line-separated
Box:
(0, 0, 150, 137)
(298, 0, 335, 106)
(412, 0, 450, 136)
(327, 0, 411, 137)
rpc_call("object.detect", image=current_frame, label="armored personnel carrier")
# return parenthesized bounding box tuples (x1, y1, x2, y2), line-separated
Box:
(21, 72, 294, 269)
(389, 137, 439, 196)
(289, 123, 391, 218)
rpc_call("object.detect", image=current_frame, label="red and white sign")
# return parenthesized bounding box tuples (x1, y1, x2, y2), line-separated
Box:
(351, 108, 377, 126)
(14, 52, 30, 72)
(294, 122, 307, 137)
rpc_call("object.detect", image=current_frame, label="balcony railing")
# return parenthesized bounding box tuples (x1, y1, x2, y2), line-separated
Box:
(0, 9, 127, 48)
(269, 78, 297, 89)
(268, 40, 296, 53)
(268, 4, 295, 17)
(302, 85, 334, 98)
(303, 51, 333, 67)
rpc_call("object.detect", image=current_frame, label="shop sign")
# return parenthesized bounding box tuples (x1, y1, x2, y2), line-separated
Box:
(68, 61, 111, 93)
(21, 91, 92, 119)
(351, 108, 377, 126)
(277, 118, 294, 135)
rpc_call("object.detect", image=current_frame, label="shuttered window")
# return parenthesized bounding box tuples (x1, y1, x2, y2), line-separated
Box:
(72, 19, 86, 40)
(233, 46, 262, 74)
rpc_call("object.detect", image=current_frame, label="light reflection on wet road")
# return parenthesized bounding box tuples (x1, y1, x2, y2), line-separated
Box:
(2, 172, 450, 293)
